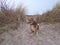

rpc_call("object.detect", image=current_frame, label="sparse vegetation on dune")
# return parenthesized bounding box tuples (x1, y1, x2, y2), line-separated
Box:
(0, 0, 26, 37)
(34, 3, 60, 24)
(0, 0, 26, 27)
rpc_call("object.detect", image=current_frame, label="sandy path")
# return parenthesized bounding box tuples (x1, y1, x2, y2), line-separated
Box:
(0, 23, 60, 45)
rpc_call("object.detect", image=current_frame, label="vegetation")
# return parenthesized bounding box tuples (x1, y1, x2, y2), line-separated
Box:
(35, 13, 41, 23)
(35, 3, 60, 24)
(0, 0, 26, 27)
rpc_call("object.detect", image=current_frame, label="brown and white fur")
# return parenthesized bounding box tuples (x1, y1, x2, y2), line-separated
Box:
(26, 18, 39, 35)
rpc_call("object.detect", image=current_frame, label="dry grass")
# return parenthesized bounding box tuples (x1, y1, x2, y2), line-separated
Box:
(34, 3, 60, 23)
(0, 0, 26, 39)
(0, 0, 26, 28)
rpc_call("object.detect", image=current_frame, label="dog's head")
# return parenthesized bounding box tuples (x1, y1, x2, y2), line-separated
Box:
(26, 17, 34, 24)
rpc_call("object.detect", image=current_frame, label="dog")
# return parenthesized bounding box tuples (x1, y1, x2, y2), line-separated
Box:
(26, 17, 39, 35)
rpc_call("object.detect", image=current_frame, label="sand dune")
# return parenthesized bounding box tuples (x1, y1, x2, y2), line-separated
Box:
(0, 23, 60, 45)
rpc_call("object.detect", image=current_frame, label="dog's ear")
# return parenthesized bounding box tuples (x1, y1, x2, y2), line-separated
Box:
(26, 17, 34, 24)
(26, 19, 30, 24)
(28, 17, 34, 23)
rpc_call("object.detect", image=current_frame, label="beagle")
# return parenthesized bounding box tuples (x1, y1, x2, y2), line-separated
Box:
(26, 17, 39, 35)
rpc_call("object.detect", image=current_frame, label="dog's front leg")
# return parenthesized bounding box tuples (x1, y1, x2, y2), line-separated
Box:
(35, 25, 39, 35)
(30, 25, 34, 33)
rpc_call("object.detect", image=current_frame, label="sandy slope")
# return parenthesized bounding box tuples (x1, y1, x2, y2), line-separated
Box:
(0, 23, 60, 45)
